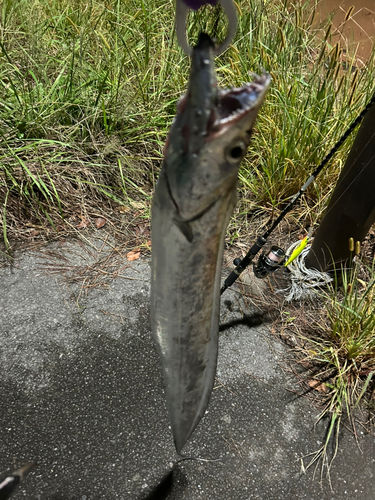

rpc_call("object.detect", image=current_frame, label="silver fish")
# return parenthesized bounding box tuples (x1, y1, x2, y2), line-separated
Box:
(151, 33, 270, 453)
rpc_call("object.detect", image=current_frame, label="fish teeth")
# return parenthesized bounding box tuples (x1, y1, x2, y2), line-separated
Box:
(217, 109, 244, 125)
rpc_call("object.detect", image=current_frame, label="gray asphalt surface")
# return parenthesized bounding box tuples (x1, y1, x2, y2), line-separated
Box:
(0, 236, 374, 499)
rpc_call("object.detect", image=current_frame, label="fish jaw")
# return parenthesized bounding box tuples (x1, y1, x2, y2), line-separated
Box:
(151, 35, 270, 453)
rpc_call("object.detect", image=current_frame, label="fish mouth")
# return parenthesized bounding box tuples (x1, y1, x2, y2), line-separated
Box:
(174, 72, 270, 154)
(208, 73, 271, 137)
(170, 34, 270, 156)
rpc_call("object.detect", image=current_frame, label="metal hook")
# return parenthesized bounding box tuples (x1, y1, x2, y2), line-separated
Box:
(175, 0, 237, 56)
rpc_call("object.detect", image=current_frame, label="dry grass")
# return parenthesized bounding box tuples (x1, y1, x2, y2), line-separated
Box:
(280, 245, 375, 483)
(1, 138, 155, 250)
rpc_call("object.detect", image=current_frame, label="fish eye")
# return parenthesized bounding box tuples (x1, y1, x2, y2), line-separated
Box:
(230, 146, 244, 159)
(226, 141, 246, 162)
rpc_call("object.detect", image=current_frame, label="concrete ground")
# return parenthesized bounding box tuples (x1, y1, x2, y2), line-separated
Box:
(0, 236, 374, 499)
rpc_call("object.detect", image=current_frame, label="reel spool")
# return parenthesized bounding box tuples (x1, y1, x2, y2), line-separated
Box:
(253, 246, 286, 279)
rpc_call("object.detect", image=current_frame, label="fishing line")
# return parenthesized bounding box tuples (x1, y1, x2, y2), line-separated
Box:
(220, 91, 375, 294)
(314, 130, 375, 221)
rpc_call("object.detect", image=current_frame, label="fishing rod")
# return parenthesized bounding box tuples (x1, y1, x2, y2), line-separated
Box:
(220, 91, 375, 295)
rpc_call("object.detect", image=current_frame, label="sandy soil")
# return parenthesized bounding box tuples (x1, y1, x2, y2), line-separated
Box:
(318, 0, 374, 65)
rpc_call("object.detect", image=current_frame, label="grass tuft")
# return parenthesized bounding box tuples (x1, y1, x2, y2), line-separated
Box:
(297, 245, 375, 481)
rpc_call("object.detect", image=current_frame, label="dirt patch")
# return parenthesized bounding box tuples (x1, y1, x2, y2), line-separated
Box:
(317, 0, 375, 66)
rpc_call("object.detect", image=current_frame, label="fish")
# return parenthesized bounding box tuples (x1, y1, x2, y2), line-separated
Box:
(150, 33, 270, 454)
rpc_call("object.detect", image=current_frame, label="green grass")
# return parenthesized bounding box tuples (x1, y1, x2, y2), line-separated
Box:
(1, 0, 374, 243)
(296, 241, 375, 481)
(231, 1, 375, 236)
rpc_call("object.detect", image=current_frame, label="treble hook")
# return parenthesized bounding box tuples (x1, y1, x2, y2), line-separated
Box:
(176, 0, 237, 56)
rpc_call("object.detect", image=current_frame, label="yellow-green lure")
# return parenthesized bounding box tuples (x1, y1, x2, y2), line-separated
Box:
(284, 236, 309, 267)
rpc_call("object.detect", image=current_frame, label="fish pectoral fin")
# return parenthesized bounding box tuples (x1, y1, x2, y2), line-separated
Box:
(173, 218, 193, 242)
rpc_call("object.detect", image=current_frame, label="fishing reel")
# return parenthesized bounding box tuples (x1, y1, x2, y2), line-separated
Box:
(252, 246, 286, 279)
(232, 245, 286, 280)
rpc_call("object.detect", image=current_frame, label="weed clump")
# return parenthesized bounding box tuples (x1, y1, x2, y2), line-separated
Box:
(297, 242, 375, 481)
